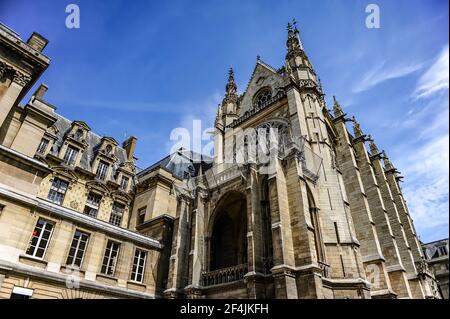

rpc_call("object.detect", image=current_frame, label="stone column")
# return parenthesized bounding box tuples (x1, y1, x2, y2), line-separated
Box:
(267, 157, 298, 299)
(185, 187, 208, 298)
(244, 165, 270, 298)
(164, 195, 191, 298)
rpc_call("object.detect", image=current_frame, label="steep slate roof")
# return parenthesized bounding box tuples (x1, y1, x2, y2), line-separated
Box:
(50, 113, 128, 176)
(137, 148, 213, 180)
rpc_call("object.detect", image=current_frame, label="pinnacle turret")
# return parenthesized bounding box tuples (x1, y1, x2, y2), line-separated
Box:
(284, 19, 317, 85)
(383, 151, 395, 171)
(333, 96, 345, 118)
(368, 135, 380, 155)
(352, 116, 364, 137)
(286, 19, 304, 53)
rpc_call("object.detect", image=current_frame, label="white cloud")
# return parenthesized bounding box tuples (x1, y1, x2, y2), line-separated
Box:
(393, 45, 450, 241)
(165, 91, 222, 156)
(400, 133, 449, 236)
(352, 61, 422, 93)
(414, 45, 449, 99)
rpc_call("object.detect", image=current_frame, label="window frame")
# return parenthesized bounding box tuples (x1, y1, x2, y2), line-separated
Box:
(63, 145, 79, 166)
(66, 229, 90, 268)
(47, 178, 69, 205)
(109, 202, 125, 227)
(120, 176, 130, 191)
(137, 207, 146, 226)
(83, 192, 102, 218)
(36, 138, 49, 155)
(100, 240, 121, 276)
(25, 218, 54, 259)
(96, 161, 109, 181)
(130, 248, 147, 283)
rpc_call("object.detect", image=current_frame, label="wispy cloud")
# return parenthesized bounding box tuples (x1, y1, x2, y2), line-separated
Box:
(352, 61, 422, 93)
(394, 45, 450, 242)
(413, 44, 449, 99)
(400, 133, 449, 238)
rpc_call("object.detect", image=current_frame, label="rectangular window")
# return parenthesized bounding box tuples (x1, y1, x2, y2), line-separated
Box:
(120, 176, 129, 191)
(96, 161, 109, 180)
(137, 207, 146, 225)
(101, 240, 120, 276)
(66, 230, 89, 267)
(47, 178, 69, 205)
(109, 202, 125, 227)
(63, 146, 79, 166)
(130, 249, 147, 283)
(83, 192, 101, 218)
(26, 218, 54, 258)
(36, 138, 49, 155)
(10, 287, 33, 299)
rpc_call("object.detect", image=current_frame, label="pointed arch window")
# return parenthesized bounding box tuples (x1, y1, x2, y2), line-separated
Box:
(253, 88, 272, 108)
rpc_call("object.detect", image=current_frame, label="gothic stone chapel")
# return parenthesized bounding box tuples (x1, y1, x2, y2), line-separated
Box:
(0, 21, 440, 299)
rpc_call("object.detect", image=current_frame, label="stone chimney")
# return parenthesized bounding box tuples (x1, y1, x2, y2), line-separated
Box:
(26, 32, 48, 52)
(122, 136, 138, 161)
(33, 83, 48, 100)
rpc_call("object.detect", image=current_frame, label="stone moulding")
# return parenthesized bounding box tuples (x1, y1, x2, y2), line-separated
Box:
(0, 184, 163, 250)
(0, 259, 156, 299)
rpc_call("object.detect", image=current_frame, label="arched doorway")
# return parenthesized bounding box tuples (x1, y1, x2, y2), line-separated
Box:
(209, 191, 248, 271)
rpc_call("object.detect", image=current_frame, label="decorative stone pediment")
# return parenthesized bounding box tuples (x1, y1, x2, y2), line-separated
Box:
(111, 189, 132, 203)
(51, 166, 78, 182)
(86, 180, 110, 196)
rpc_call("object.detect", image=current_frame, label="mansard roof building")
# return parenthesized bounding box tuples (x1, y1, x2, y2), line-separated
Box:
(0, 21, 443, 299)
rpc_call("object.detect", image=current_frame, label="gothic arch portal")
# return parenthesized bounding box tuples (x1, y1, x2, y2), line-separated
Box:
(208, 191, 248, 271)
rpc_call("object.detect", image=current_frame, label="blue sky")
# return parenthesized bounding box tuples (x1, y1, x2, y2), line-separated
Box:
(1, 0, 448, 242)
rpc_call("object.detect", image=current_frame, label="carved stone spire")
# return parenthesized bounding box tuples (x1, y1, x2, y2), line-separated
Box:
(223, 67, 238, 105)
(284, 19, 317, 85)
(368, 135, 380, 155)
(333, 96, 345, 118)
(286, 20, 304, 54)
(219, 67, 239, 127)
(352, 116, 364, 137)
(383, 151, 395, 171)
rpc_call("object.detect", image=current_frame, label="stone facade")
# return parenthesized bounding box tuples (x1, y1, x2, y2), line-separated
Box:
(0, 21, 442, 299)
(422, 239, 449, 299)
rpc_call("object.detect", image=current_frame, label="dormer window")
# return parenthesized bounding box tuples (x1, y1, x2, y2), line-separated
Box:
(63, 146, 79, 166)
(96, 161, 109, 181)
(105, 144, 112, 156)
(253, 88, 272, 108)
(75, 129, 84, 141)
(36, 138, 49, 155)
(120, 176, 129, 191)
